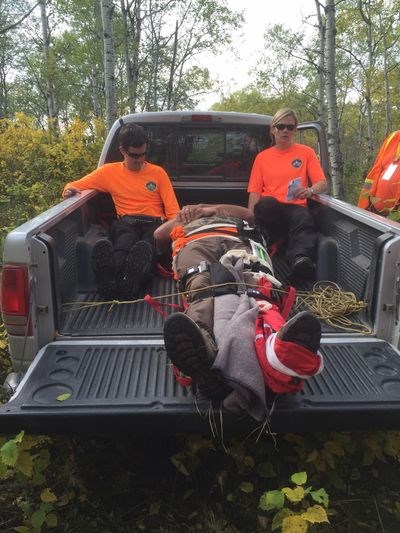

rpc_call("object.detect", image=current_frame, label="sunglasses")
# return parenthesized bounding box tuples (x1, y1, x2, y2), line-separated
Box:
(126, 150, 147, 159)
(274, 123, 296, 131)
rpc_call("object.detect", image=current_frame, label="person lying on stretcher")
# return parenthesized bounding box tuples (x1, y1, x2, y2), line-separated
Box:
(154, 203, 324, 421)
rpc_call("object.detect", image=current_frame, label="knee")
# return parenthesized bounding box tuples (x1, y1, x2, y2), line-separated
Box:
(254, 197, 282, 224)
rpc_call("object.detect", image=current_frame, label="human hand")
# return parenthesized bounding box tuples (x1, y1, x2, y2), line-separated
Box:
(177, 204, 214, 224)
(295, 186, 314, 200)
(62, 187, 81, 198)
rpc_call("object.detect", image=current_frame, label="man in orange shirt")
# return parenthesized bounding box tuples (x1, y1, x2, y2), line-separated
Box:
(63, 123, 180, 299)
(358, 130, 400, 216)
(248, 108, 328, 281)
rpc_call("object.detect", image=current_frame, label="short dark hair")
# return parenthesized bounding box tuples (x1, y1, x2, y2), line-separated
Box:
(119, 123, 148, 150)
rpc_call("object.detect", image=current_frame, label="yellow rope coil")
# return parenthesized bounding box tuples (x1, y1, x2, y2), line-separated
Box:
(295, 281, 372, 334)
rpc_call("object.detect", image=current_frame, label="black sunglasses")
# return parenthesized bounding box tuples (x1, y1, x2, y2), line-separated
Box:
(274, 123, 296, 131)
(126, 150, 147, 159)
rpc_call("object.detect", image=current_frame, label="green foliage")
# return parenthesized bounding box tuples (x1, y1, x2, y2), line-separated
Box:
(0, 431, 85, 532)
(259, 471, 330, 532)
(0, 113, 104, 252)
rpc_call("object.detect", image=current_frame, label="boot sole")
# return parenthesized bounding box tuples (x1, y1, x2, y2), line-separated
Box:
(163, 313, 229, 400)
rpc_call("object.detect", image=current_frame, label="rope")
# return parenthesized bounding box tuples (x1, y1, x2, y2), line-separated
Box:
(61, 280, 373, 334)
(295, 281, 372, 334)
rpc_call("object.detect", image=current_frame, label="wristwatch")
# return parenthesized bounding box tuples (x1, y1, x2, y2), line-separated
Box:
(309, 187, 315, 195)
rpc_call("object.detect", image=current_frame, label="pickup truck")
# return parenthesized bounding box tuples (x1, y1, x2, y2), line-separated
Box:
(1, 111, 400, 435)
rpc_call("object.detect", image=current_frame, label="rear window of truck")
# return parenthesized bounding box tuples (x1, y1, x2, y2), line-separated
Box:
(142, 124, 270, 180)
(106, 121, 271, 181)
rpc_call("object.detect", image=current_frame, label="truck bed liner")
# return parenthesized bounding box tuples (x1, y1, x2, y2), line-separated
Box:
(59, 255, 369, 336)
(2, 338, 400, 434)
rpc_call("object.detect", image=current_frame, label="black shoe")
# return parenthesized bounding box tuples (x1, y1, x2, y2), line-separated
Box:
(91, 239, 118, 299)
(119, 241, 154, 299)
(276, 311, 321, 353)
(163, 312, 230, 401)
(290, 255, 314, 281)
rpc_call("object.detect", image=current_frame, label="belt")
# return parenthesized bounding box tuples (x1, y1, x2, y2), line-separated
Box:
(118, 214, 163, 224)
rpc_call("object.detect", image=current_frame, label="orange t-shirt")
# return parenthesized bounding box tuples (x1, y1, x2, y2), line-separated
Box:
(248, 143, 326, 206)
(64, 161, 180, 219)
(358, 131, 400, 214)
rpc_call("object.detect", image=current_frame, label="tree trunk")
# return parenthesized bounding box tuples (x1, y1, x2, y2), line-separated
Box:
(314, 0, 325, 122)
(100, 0, 117, 131)
(358, 0, 374, 156)
(325, 0, 344, 198)
(166, 20, 178, 110)
(40, 0, 58, 130)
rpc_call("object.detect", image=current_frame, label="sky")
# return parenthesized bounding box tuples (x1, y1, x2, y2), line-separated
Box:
(197, 0, 318, 109)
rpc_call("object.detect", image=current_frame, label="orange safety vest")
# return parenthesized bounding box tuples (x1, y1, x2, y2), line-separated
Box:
(358, 131, 400, 215)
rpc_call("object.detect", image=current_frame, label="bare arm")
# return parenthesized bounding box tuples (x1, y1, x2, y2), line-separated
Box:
(153, 203, 255, 252)
(248, 192, 261, 211)
(295, 179, 328, 200)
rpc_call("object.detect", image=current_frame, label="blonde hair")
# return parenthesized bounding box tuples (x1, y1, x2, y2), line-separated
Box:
(271, 108, 299, 128)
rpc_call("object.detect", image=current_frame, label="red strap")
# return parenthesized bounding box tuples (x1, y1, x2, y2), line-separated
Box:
(157, 263, 174, 278)
(143, 294, 182, 318)
(280, 285, 296, 320)
(173, 366, 193, 387)
(268, 239, 285, 258)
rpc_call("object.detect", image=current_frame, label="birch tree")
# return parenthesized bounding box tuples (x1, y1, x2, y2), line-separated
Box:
(325, 0, 343, 198)
(100, 0, 117, 131)
(39, 0, 58, 128)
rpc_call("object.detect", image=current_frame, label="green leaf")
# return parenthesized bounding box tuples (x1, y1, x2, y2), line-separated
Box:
(14, 431, 25, 444)
(239, 481, 254, 493)
(16, 451, 33, 477)
(310, 488, 329, 507)
(31, 508, 46, 530)
(282, 486, 305, 503)
(301, 504, 329, 524)
(291, 472, 307, 485)
(259, 490, 285, 511)
(45, 513, 58, 527)
(56, 393, 71, 402)
(1, 439, 18, 466)
(0, 461, 7, 477)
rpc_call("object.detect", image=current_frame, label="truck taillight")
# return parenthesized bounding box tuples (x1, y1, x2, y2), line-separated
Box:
(1, 265, 29, 317)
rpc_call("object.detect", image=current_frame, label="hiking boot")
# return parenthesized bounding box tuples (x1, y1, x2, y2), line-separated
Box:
(276, 311, 321, 353)
(119, 241, 154, 299)
(91, 239, 118, 299)
(289, 255, 314, 282)
(163, 312, 230, 401)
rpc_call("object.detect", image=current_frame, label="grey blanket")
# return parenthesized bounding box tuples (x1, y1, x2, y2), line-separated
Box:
(212, 292, 268, 422)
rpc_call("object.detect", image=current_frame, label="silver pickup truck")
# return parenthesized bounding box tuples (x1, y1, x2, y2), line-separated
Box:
(1, 111, 400, 434)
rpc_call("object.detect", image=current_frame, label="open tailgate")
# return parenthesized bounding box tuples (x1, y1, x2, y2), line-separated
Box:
(1, 337, 400, 434)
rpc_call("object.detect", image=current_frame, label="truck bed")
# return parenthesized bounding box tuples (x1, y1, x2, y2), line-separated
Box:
(2, 189, 400, 434)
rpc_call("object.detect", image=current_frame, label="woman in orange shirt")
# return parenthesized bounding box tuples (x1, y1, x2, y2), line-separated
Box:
(248, 108, 328, 281)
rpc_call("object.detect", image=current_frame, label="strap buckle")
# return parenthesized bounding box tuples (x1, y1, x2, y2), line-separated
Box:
(179, 260, 209, 292)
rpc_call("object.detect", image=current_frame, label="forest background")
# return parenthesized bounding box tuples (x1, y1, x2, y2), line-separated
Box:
(2, 0, 400, 531)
